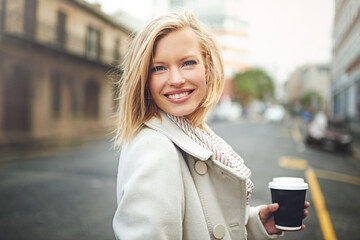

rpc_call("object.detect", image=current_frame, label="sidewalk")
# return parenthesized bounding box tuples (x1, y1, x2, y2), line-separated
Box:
(287, 116, 360, 164)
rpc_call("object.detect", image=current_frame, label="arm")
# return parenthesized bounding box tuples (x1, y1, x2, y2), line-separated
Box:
(113, 132, 184, 240)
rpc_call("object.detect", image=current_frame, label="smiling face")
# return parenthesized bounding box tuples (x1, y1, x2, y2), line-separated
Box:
(149, 27, 207, 118)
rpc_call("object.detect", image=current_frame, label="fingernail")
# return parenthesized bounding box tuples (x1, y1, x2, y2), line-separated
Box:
(272, 203, 278, 209)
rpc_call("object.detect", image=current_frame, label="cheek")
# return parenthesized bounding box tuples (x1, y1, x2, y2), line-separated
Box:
(149, 77, 159, 96)
(195, 69, 207, 87)
(149, 77, 167, 104)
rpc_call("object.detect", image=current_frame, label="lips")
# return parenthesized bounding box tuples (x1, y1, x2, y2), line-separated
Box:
(164, 89, 194, 102)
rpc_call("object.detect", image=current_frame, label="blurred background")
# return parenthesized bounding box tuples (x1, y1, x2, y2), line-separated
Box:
(0, 0, 359, 239)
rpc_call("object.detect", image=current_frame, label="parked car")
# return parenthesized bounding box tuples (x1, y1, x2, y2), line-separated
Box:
(305, 112, 352, 152)
(264, 105, 285, 123)
(208, 99, 242, 122)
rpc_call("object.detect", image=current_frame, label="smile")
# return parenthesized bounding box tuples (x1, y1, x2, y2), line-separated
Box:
(164, 90, 194, 103)
(166, 91, 192, 99)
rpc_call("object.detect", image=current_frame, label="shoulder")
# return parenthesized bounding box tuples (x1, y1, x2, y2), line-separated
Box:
(117, 126, 185, 194)
(120, 126, 182, 169)
(125, 126, 177, 154)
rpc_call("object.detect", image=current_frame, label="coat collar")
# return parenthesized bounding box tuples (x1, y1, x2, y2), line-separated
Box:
(144, 111, 214, 161)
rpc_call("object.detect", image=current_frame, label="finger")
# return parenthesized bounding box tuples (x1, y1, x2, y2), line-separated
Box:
(260, 203, 279, 219)
(268, 203, 279, 213)
(304, 201, 310, 208)
(303, 209, 308, 219)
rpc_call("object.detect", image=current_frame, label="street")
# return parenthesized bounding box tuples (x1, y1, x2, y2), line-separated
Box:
(0, 120, 359, 240)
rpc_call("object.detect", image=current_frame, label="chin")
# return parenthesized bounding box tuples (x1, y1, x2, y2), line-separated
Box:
(167, 108, 196, 118)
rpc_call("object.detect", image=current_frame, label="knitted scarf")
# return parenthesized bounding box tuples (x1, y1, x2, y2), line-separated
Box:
(167, 113, 254, 204)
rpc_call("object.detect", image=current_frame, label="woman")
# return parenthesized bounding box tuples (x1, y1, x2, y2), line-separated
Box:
(113, 11, 309, 239)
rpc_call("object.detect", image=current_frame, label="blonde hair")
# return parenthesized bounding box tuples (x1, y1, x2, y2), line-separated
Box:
(114, 11, 224, 144)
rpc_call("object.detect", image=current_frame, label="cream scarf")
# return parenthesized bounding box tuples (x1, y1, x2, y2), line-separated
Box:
(167, 113, 254, 204)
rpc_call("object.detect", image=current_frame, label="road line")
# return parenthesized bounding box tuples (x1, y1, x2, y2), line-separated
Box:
(306, 168, 337, 240)
(291, 125, 302, 143)
(314, 169, 360, 186)
(278, 157, 308, 170)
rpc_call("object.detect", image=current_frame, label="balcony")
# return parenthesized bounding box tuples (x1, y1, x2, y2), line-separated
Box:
(0, 10, 119, 66)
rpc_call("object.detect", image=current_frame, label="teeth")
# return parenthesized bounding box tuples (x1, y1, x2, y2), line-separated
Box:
(167, 91, 190, 99)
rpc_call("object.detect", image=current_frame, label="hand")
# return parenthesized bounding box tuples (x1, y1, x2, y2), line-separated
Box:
(259, 201, 310, 235)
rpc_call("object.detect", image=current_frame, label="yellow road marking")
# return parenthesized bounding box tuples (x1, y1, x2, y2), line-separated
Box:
(314, 169, 360, 186)
(291, 126, 302, 143)
(278, 157, 308, 170)
(306, 168, 337, 240)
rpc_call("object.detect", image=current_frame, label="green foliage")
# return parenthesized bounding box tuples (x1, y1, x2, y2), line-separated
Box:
(301, 90, 323, 111)
(232, 69, 275, 106)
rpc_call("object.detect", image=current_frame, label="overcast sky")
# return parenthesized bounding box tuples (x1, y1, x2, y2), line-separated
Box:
(87, 0, 334, 85)
(244, 0, 334, 84)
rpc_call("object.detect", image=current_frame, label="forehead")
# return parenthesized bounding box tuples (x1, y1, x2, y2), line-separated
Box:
(153, 27, 202, 57)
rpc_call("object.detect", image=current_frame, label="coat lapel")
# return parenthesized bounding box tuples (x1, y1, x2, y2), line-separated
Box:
(145, 111, 213, 161)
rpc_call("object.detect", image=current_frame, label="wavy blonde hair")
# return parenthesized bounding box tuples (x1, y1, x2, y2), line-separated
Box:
(114, 11, 224, 145)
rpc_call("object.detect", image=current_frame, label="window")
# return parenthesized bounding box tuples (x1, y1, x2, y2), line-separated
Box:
(24, 0, 38, 38)
(51, 72, 62, 118)
(84, 80, 99, 119)
(3, 64, 32, 132)
(86, 26, 101, 60)
(70, 79, 81, 118)
(57, 10, 67, 47)
(0, 0, 7, 32)
(114, 38, 121, 63)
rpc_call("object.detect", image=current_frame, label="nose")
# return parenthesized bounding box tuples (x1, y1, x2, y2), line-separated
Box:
(168, 68, 185, 87)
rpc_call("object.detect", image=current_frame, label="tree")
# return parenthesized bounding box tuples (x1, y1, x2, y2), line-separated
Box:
(300, 90, 323, 112)
(232, 69, 275, 106)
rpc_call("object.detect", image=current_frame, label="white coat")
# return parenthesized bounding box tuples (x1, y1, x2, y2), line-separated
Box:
(113, 111, 283, 240)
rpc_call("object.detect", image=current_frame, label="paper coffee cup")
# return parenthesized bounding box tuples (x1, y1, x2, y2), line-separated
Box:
(268, 177, 308, 230)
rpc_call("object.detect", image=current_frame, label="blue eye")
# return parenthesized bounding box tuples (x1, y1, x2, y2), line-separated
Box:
(183, 60, 197, 67)
(152, 66, 165, 72)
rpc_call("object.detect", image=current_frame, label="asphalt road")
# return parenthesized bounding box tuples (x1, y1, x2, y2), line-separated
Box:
(0, 140, 120, 240)
(210, 119, 360, 240)
(0, 119, 359, 240)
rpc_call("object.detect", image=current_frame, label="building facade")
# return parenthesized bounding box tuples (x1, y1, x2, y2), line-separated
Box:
(284, 64, 331, 114)
(331, 0, 360, 121)
(0, 0, 132, 145)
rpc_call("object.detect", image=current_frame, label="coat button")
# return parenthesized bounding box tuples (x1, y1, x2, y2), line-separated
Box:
(195, 161, 207, 175)
(213, 224, 225, 239)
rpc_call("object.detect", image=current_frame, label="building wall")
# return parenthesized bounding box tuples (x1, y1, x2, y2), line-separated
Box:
(0, 0, 132, 144)
(332, 0, 360, 120)
(284, 68, 304, 107)
(194, 0, 250, 76)
(284, 64, 331, 113)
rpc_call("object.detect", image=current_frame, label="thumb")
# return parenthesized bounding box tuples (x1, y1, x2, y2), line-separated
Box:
(261, 203, 279, 217)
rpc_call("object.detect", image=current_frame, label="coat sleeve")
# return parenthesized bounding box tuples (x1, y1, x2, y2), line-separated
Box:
(246, 205, 284, 240)
(113, 131, 185, 240)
